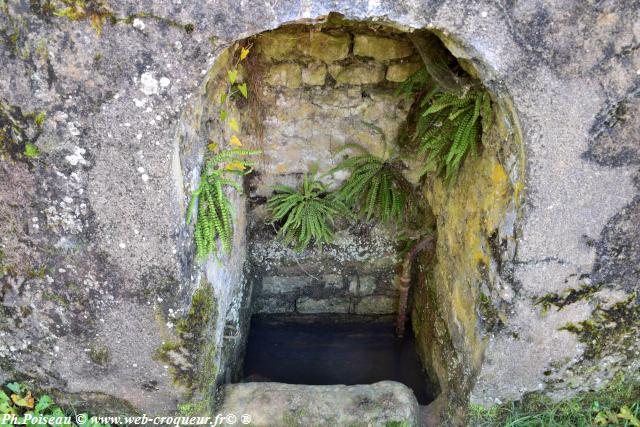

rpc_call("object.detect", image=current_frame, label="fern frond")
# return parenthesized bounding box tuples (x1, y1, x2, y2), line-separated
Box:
(189, 148, 260, 259)
(332, 145, 414, 224)
(267, 174, 346, 252)
(410, 87, 493, 184)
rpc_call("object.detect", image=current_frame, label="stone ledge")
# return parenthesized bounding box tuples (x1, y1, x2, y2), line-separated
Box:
(356, 295, 397, 314)
(297, 297, 351, 314)
(220, 381, 420, 426)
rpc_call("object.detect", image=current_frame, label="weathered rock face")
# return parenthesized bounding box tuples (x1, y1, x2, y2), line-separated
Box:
(220, 381, 420, 426)
(0, 0, 638, 422)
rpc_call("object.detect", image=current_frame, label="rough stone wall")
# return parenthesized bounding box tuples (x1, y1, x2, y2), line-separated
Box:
(412, 99, 522, 413)
(174, 47, 254, 390)
(0, 0, 638, 418)
(245, 26, 417, 317)
(248, 223, 399, 316)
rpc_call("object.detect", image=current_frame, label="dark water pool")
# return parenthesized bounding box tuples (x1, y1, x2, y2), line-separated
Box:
(242, 315, 435, 405)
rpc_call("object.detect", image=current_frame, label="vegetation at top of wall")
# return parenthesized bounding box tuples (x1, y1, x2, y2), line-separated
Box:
(331, 144, 416, 224)
(398, 69, 493, 185)
(188, 45, 261, 260)
(469, 372, 640, 427)
(52, 0, 113, 34)
(0, 382, 111, 426)
(267, 173, 352, 251)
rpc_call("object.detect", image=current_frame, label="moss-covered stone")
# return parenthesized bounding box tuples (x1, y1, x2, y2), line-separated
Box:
(156, 284, 218, 391)
(355, 295, 397, 314)
(353, 34, 414, 61)
(301, 62, 326, 86)
(89, 344, 112, 366)
(328, 62, 386, 85)
(411, 102, 520, 422)
(300, 32, 350, 63)
(0, 100, 44, 164)
(265, 63, 302, 88)
(255, 31, 299, 61)
(386, 62, 422, 82)
(255, 30, 350, 64)
(535, 283, 600, 312)
(297, 297, 350, 314)
(559, 293, 639, 361)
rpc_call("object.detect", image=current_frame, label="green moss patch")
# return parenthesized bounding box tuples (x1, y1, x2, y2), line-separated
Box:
(560, 293, 639, 361)
(0, 100, 45, 164)
(156, 285, 218, 392)
(535, 282, 600, 312)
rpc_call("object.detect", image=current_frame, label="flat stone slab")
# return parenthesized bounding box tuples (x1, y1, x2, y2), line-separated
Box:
(220, 381, 419, 426)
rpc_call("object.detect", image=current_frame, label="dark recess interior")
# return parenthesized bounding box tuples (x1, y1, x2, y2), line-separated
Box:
(242, 315, 435, 405)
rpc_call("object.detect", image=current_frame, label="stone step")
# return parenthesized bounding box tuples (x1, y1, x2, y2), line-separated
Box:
(219, 381, 419, 426)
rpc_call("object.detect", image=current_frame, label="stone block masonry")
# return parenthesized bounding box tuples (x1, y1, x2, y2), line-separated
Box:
(254, 271, 399, 315)
(255, 28, 422, 88)
(353, 34, 415, 60)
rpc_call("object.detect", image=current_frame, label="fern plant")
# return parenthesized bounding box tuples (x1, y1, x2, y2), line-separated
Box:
(267, 174, 351, 252)
(413, 87, 492, 184)
(332, 144, 414, 224)
(187, 148, 259, 259)
(187, 44, 261, 260)
(396, 68, 431, 102)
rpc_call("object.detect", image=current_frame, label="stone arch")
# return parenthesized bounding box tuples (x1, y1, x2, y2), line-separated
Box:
(172, 13, 524, 422)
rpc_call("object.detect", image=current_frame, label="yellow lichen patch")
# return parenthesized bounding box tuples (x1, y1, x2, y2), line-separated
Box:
(274, 164, 288, 174)
(491, 162, 507, 186)
(482, 160, 511, 231)
(451, 279, 478, 333)
(414, 123, 520, 407)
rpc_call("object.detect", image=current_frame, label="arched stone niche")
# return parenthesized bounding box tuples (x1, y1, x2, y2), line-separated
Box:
(174, 14, 524, 421)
